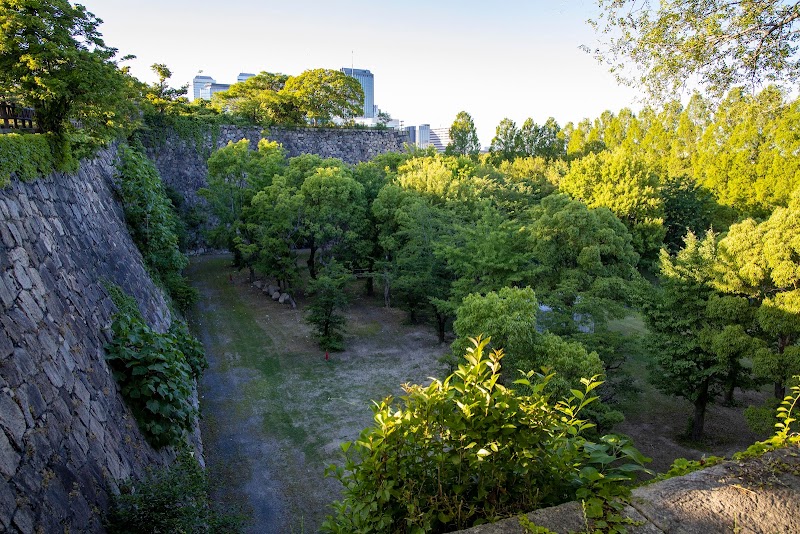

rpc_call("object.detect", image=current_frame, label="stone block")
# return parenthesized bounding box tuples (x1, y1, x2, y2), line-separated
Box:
(0, 429, 21, 479)
(0, 391, 26, 447)
(0, 478, 17, 531)
(0, 271, 18, 310)
(12, 504, 33, 534)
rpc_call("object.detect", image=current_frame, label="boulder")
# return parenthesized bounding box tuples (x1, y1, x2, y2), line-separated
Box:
(271, 291, 281, 301)
(254, 281, 264, 289)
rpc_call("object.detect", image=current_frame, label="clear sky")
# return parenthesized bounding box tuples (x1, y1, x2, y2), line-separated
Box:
(79, 0, 641, 146)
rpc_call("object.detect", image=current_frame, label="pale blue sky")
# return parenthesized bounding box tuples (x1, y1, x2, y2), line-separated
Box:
(80, 0, 641, 146)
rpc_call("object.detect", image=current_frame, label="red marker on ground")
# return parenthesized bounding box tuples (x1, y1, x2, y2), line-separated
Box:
(325, 351, 329, 362)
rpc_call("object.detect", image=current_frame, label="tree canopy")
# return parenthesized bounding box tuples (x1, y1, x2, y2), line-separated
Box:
(445, 111, 481, 157)
(0, 0, 130, 138)
(589, 0, 800, 100)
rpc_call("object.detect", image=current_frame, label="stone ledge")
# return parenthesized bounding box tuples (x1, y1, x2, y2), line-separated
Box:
(455, 446, 800, 534)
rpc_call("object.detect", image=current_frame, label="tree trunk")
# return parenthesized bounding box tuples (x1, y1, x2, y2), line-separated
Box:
(775, 381, 785, 400)
(691, 379, 710, 442)
(724, 381, 735, 406)
(383, 271, 390, 308)
(248, 265, 255, 284)
(436, 313, 446, 344)
(307, 243, 317, 279)
(366, 275, 374, 297)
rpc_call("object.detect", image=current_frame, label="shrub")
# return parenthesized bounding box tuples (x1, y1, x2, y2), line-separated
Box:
(0, 133, 54, 187)
(115, 144, 198, 309)
(105, 449, 243, 533)
(322, 337, 649, 533)
(104, 293, 207, 448)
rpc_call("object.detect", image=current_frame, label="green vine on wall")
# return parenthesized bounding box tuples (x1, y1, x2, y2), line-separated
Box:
(0, 132, 77, 188)
(104, 284, 207, 448)
(115, 144, 198, 309)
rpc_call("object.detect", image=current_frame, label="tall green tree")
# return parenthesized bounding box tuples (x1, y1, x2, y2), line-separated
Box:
(488, 118, 521, 164)
(644, 232, 725, 441)
(715, 199, 800, 399)
(560, 147, 665, 264)
(0, 0, 130, 138)
(445, 110, 481, 157)
(300, 165, 367, 278)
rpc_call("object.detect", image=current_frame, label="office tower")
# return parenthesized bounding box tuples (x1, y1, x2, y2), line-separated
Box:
(340, 68, 375, 118)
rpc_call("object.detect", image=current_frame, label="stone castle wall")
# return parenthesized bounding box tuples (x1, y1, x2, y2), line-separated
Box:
(147, 125, 407, 209)
(0, 148, 174, 533)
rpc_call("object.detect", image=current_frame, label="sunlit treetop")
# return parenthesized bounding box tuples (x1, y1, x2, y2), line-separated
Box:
(588, 0, 800, 101)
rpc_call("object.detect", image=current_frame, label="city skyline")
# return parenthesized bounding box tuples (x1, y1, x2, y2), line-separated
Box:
(80, 0, 642, 146)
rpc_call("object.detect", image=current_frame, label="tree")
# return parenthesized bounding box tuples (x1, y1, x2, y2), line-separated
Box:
(211, 71, 302, 125)
(488, 118, 521, 163)
(0, 0, 129, 136)
(715, 199, 800, 399)
(200, 139, 287, 279)
(589, 0, 800, 100)
(305, 262, 354, 351)
(300, 165, 367, 278)
(445, 111, 481, 157)
(282, 68, 364, 125)
(451, 287, 605, 400)
(644, 232, 725, 441)
(145, 63, 188, 114)
(560, 147, 665, 264)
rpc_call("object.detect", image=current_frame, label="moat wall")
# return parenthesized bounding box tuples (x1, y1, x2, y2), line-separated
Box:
(0, 147, 175, 533)
(146, 125, 408, 209)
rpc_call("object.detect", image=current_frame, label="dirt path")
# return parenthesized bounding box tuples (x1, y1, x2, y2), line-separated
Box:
(187, 255, 447, 533)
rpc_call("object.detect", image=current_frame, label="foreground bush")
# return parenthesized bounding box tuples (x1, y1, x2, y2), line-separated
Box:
(323, 337, 649, 533)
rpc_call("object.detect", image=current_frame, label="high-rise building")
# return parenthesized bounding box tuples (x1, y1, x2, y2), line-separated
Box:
(191, 75, 215, 101)
(199, 82, 230, 100)
(429, 127, 451, 153)
(340, 68, 375, 118)
(417, 124, 431, 149)
(237, 73, 256, 83)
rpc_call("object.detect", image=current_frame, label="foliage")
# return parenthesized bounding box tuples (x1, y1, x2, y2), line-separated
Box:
(489, 118, 521, 164)
(715, 198, 800, 399)
(282, 68, 364, 125)
(589, 0, 800, 100)
(649, 456, 726, 483)
(104, 285, 206, 448)
(322, 338, 649, 533)
(305, 262, 354, 351)
(105, 449, 243, 533)
(144, 63, 189, 114)
(0, 132, 57, 187)
(560, 147, 665, 264)
(446, 111, 481, 157)
(660, 176, 721, 252)
(211, 71, 302, 126)
(643, 231, 761, 440)
(0, 0, 134, 144)
(116, 145, 197, 309)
